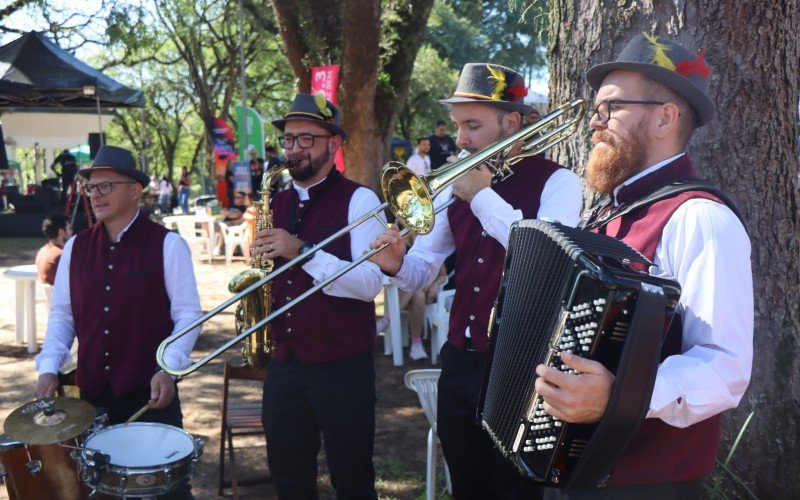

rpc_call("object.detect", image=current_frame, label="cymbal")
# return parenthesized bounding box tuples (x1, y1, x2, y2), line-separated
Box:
(3, 397, 95, 445)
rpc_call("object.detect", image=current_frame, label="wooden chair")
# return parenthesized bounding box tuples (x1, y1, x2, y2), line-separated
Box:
(219, 358, 272, 498)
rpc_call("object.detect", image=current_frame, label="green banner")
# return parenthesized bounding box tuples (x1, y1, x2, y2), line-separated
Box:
(234, 105, 265, 160)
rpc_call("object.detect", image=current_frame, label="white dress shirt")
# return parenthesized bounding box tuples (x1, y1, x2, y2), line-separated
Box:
(618, 156, 754, 428)
(36, 211, 203, 375)
(392, 167, 584, 292)
(292, 180, 385, 302)
(406, 153, 431, 177)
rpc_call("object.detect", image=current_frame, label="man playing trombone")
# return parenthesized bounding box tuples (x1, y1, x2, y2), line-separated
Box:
(369, 63, 583, 499)
(250, 93, 385, 499)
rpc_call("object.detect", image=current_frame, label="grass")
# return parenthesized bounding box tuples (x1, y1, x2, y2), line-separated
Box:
(704, 410, 758, 499)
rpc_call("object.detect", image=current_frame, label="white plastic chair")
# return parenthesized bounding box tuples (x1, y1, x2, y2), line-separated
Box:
(424, 289, 455, 364)
(175, 218, 212, 263)
(218, 222, 251, 265)
(404, 369, 452, 500)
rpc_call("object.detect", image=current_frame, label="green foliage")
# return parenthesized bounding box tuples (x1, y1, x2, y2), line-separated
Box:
(398, 45, 459, 140)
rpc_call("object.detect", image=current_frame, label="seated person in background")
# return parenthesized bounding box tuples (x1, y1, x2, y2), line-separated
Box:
(376, 233, 448, 360)
(215, 191, 251, 255)
(35, 213, 73, 285)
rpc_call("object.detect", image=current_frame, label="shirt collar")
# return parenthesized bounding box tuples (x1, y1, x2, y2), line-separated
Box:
(116, 210, 141, 242)
(292, 177, 326, 202)
(612, 153, 685, 206)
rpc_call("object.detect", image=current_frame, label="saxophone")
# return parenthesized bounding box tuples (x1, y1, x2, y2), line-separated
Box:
(227, 166, 285, 368)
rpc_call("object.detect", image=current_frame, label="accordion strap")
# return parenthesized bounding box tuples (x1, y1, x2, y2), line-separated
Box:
(579, 179, 747, 233)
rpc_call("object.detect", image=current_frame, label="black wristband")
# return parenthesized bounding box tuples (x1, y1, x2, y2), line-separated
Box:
(297, 241, 315, 265)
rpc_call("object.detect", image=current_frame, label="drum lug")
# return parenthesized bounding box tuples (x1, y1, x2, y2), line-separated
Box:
(26, 459, 42, 476)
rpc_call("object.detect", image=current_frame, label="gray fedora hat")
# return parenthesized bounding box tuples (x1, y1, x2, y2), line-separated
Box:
(586, 33, 715, 126)
(271, 93, 347, 140)
(77, 145, 149, 187)
(440, 63, 531, 115)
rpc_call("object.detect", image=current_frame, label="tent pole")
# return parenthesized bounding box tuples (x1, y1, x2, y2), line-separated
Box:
(95, 78, 104, 146)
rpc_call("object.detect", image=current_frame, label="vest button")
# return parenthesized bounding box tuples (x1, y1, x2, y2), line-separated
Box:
(108, 264, 113, 270)
(286, 312, 292, 318)
(104, 366, 110, 371)
(104, 329, 110, 335)
(481, 231, 487, 237)
(298, 203, 305, 208)
(110, 246, 115, 251)
(106, 285, 111, 291)
(469, 315, 476, 321)
(104, 352, 109, 357)
(473, 286, 480, 292)
(287, 328, 293, 333)
(477, 258, 484, 264)
(286, 297, 292, 301)
(104, 306, 110, 312)
(287, 280, 293, 285)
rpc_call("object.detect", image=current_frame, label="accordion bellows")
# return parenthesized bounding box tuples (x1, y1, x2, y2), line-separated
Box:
(478, 220, 681, 489)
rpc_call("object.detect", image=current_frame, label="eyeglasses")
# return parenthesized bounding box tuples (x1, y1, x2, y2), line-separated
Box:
(589, 99, 666, 124)
(85, 181, 136, 196)
(279, 134, 332, 149)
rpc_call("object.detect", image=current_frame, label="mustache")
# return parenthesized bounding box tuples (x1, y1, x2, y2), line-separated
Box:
(592, 130, 615, 146)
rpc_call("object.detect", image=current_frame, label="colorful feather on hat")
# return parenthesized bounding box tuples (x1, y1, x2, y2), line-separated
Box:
(675, 48, 710, 78)
(644, 33, 676, 71)
(314, 93, 333, 119)
(486, 64, 507, 101)
(506, 80, 528, 101)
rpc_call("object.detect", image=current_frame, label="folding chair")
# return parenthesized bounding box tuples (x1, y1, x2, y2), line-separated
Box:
(404, 369, 452, 500)
(424, 289, 455, 364)
(219, 358, 272, 498)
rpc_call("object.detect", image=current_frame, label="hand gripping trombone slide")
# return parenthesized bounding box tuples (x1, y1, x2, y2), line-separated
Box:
(156, 99, 586, 377)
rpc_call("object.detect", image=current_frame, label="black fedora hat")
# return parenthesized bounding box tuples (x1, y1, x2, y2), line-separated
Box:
(77, 145, 149, 187)
(586, 33, 715, 126)
(440, 63, 531, 115)
(271, 93, 347, 140)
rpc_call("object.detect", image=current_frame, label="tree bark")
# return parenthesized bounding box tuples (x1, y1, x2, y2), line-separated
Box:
(549, 1, 800, 496)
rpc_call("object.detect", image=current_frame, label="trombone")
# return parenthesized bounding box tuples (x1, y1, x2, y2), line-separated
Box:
(156, 98, 586, 377)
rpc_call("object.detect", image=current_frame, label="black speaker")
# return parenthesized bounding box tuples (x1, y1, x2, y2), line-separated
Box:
(88, 133, 106, 159)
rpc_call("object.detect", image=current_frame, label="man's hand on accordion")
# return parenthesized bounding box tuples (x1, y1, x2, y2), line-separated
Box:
(534, 351, 615, 424)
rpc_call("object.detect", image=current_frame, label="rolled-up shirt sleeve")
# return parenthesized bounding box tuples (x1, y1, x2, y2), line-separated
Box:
(647, 199, 753, 428)
(300, 187, 385, 302)
(161, 232, 203, 371)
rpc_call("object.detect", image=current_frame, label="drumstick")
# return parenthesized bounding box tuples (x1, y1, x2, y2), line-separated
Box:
(126, 402, 152, 424)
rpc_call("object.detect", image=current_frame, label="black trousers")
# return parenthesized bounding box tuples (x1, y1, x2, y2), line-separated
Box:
(262, 352, 378, 500)
(437, 341, 544, 500)
(80, 386, 193, 500)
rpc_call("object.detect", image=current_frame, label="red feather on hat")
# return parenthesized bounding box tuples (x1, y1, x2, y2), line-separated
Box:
(675, 49, 710, 78)
(505, 80, 528, 101)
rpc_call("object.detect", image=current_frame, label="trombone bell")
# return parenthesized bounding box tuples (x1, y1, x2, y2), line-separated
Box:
(381, 162, 436, 234)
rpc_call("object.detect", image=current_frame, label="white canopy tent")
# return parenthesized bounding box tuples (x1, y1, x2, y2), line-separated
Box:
(1, 109, 115, 182)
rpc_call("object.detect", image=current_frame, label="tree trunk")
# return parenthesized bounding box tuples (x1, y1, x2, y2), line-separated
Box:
(549, 1, 800, 496)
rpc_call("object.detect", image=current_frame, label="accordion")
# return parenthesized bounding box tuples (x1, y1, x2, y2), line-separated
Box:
(478, 220, 681, 489)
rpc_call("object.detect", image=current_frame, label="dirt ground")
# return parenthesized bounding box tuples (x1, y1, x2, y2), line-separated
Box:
(0, 237, 447, 500)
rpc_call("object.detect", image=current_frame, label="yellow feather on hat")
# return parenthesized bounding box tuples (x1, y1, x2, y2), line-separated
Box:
(314, 93, 333, 118)
(486, 64, 507, 101)
(644, 33, 676, 71)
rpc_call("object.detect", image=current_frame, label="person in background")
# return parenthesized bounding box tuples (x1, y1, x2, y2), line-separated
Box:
(158, 176, 173, 214)
(428, 120, 457, 170)
(178, 167, 191, 214)
(35, 213, 73, 285)
(406, 137, 432, 177)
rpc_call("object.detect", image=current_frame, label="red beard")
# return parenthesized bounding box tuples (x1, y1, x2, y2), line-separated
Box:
(586, 125, 648, 195)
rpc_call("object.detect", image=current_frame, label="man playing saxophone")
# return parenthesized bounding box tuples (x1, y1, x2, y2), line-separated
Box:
(250, 93, 385, 499)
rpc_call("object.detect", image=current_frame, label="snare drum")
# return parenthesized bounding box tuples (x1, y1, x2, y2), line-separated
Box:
(76, 422, 203, 497)
(0, 433, 88, 500)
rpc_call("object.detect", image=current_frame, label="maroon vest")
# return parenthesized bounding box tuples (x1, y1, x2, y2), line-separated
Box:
(70, 213, 173, 397)
(270, 170, 377, 364)
(592, 155, 725, 485)
(447, 156, 564, 352)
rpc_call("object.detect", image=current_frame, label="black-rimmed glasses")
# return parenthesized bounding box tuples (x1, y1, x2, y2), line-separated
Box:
(85, 181, 136, 196)
(589, 99, 666, 124)
(279, 134, 332, 149)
